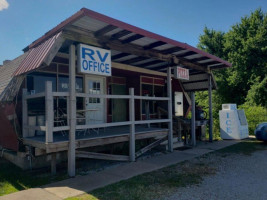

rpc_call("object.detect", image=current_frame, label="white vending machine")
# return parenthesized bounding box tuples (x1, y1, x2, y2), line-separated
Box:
(219, 104, 249, 140)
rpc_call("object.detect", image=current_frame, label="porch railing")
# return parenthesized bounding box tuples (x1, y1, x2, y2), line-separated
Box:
(22, 81, 171, 149)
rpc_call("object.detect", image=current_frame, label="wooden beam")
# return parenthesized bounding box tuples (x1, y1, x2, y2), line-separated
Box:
(182, 79, 208, 84)
(160, 46, 184, 54)
(111, 30, 132, 40)
(121, 34, 143, 44)
(112, 53, 130, 60)
(121, 56, 146, 65)
(94, 25, 117, 37)
(189, 56, 209, 63)
(51, 153, 57, 175)
(178, 51, 198, 57)
(138, 60, 163, 68)
(208, 74, 213, 142)
(22, 89, 28, 138)
(68, 44, 76, 177)
(167, 67, 173, 152)
(43, 36, 65, 66)
(129, 88, 135, 162)
(76, 151, 129, 161)
(143, 41, 166, 50)
(191, 92, 196, 146)
(45, 81, 53, 143)
(135, 136, 167, 158)
(62, 29, 208, 72)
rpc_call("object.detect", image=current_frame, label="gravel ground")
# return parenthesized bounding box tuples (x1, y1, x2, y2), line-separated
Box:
(162, 150, 267, 200)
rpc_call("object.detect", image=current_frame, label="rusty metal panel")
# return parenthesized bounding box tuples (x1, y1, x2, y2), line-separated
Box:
(13, 32, 62, 76)
(0, 103, 19, 151)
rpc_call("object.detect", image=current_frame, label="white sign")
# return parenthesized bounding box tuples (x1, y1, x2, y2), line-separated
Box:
(77, 44, 112, 76)
(174, 66, 189, 80)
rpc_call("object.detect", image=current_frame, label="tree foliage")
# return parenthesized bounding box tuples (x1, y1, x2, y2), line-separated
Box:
(196, 9, 267, 135)
(198, 8, 267, 106)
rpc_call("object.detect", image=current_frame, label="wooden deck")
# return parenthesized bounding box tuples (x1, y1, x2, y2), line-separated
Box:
(23, 125, 168, 153)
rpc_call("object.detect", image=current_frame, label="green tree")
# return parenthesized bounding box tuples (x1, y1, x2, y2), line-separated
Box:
(196, 8, 267, 135)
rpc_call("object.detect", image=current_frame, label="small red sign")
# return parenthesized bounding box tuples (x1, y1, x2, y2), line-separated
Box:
(174, 66, 189, 80)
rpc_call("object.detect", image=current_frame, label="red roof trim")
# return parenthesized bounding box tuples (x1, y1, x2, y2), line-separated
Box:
(27, 8, 231, 67)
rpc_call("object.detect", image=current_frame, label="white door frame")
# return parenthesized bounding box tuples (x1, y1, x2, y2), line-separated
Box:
(84, 75, 107, 123)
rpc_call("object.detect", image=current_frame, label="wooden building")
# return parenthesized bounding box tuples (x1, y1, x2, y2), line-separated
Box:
(0, 8, 231, 176)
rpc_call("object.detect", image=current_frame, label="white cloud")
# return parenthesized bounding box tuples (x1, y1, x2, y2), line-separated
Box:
(0, 0, 9, 11)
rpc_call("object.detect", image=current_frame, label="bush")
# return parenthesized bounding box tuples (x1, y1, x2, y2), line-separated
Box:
(238, 104, 267, 134)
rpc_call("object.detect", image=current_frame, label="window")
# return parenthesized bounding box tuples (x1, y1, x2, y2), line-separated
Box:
(141, 76, 165, 115)
(88, 80, 101, 103)
(27, 72, 56, 93)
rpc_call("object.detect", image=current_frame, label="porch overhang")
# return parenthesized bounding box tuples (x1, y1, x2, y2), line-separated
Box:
(15, 8, 231, 91)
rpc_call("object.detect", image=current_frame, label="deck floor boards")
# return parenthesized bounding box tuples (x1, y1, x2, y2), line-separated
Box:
(25, 125, 168, 143)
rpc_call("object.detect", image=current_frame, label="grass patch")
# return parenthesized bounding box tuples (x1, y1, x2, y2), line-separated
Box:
(0, 158, 68, 196)
(66, 162, 216, 200)
(216, 139, 267, 156)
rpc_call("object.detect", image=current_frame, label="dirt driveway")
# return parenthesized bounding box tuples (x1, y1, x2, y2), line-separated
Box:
(162, 143, 267, 200)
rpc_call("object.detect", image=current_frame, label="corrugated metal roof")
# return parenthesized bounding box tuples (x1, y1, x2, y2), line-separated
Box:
(23, 8, 231, 72)
(13, 32, 63, 76)
(0, 53, 29, 101)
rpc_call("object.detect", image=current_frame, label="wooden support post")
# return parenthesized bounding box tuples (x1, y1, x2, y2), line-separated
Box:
(51, 153, 57, 175)
(45, 81, 54, 143)
(68, 44, 76, 177)
(22, 88, 28, 138)
(191, 92, 196, 146)
(145, 94, 150, 128)
(167, 67, 173, 152)
(208, 74, 213, 142)
(129, 88, 135, 162)
(178, 120, 182, 142)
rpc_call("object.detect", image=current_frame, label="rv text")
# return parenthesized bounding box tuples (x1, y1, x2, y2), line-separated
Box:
(81, 47, 110, 74)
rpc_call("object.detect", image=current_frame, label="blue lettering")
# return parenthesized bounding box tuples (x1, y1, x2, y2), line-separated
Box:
(88, 61, 93, 71)
(226, 120, 231, 125)
(93, 61, 97, 71)
(96, 50, 109, 62)
(82, 48, 95, 61)
(105, 64, 110, 74)
(100, 63, 105, 72)
(82, 60, 88, 70)
(226, 127, 232, 134)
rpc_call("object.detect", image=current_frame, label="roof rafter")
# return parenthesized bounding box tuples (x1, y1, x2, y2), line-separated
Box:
(121, 34, 144, 44)
(94, 25, 117, 37)
(62, 29, 209, 72)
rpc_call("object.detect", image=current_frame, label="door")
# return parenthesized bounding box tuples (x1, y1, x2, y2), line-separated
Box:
(85, 76, 105, 124)
(112, 84, 126, 122)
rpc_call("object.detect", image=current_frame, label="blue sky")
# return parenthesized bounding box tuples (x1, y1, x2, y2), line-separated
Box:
(0, 0, 266, 64)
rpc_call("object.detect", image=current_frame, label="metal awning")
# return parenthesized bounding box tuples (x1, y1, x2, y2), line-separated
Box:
(14, 8, 231, 91)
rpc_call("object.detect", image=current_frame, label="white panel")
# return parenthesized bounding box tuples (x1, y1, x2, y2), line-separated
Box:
(174, 92, 183, 116)
(219, 109, 249, 139)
